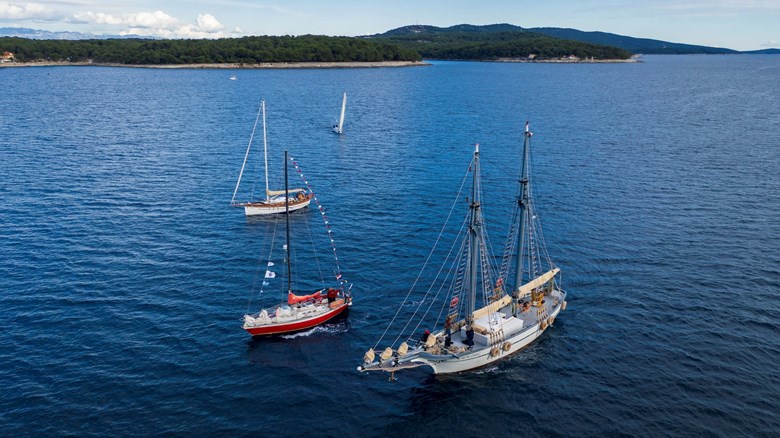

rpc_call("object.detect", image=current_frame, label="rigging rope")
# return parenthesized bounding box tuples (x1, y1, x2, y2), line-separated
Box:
(402, 215, 470, 345)
(374, 157, 474, 350)
(232, 102, 263, 204)
(289, 155, 348, 289)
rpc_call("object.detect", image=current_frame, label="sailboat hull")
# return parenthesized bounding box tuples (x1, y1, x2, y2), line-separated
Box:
(240, 196, 312, 216)
(243, 301, 350, 336)
(413, 299, 564, 374)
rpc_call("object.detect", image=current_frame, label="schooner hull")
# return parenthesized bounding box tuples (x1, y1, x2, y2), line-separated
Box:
(414, 302, 564, 374)
(242, 197, 312, 216)
(243, 302, 349, 336)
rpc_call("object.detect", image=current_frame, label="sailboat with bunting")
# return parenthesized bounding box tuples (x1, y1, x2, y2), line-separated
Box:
(231, 100, 313, 216)
(332, 92, 346, 134)
(242, 151, 352, 336)
(358, 122, 567, 377)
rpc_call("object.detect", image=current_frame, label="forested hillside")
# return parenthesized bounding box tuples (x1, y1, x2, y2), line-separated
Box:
(369, 25, 633, 60)
(0, 35, 422, 64)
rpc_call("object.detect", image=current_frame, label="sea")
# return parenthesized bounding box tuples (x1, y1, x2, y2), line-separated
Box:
(1, 55, 779, 437)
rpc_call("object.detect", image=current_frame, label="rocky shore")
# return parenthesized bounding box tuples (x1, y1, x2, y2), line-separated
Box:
(0, 60, 429, 69)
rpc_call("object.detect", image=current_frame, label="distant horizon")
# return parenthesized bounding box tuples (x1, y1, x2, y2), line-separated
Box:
(1, 1, 777, 51)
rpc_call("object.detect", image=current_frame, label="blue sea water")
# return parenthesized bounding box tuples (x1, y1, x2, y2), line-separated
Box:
(1, 55, 779, 437)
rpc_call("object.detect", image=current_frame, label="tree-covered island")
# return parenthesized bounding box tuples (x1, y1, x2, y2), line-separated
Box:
(0, 25, 636, 67)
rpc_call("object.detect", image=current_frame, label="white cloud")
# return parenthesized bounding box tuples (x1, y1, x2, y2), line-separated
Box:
(195, 13, 223, 32)
(70, 11, 122, 25)
(116, 13, 227, 38)
(0, 1, 58, 20)
(71, 10, 178, 29)
(126, 10, 177, 29)
(760, 40, 778, 47)
(66, 9, 228, 38)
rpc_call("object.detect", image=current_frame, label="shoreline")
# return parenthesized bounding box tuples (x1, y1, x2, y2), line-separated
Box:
(492, 55, 641, 63)
(0, 57, 640, 69)
(0, 60, 429, 69)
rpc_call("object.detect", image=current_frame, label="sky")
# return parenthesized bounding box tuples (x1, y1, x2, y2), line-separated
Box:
(0, 0, 778, 51)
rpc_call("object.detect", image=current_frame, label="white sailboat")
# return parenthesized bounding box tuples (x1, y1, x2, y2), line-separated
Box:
(358, 122, 567, 377)
(231, 100, 313, 216)
(332, 92, 346, 134)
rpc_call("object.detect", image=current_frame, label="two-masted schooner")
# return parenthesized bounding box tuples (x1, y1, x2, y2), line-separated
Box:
(358, 122, 567, 377)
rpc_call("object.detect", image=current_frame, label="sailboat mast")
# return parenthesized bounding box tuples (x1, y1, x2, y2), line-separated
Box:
(467, 143, 481, 328)
(284, 150, 292, 293)
(262, 100, 270, 202)
(514, 122, 532, 293)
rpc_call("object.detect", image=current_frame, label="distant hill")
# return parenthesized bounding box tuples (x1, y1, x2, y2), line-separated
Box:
(372, 23, 765, 56)
(368, 24, 633, 60)
(530, 27, 737, 54)
(0, 27, 148, 40)
(741, 48, 780, 54)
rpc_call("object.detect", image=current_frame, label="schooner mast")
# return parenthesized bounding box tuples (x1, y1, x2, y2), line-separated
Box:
(514, 122, 532, 294)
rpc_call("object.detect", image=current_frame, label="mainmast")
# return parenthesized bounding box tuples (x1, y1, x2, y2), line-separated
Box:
(262, 100, 270, 202)
(514, 122, 532, 293)
(466, 143, 481, 330)
(284, 150, 292, 293)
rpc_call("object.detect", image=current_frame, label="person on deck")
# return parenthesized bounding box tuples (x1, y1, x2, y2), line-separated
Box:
(327, 287, 338, 303)
(420, 329, 431, 345)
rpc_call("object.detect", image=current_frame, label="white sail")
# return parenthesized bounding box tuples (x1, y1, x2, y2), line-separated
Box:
(266, 188, 307, 196)
(333, 92, 346, 134)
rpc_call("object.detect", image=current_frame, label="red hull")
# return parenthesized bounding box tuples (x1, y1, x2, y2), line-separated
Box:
(244, 302, 349, 336)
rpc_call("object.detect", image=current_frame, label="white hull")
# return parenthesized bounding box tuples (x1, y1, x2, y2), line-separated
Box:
(243, 198, 311, 216)
(359, 288, 566, 376)
(414, 301, 564, 374)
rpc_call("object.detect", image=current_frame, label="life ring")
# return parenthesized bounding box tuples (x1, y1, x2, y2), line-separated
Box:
(502, 341, 511, 351)
(490, 347, 500, 357)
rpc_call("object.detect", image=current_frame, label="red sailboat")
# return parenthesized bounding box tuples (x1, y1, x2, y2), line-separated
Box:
(242, 151, 351, 336)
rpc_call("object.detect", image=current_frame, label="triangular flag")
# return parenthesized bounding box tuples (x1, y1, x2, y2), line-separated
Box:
(267, 261, 275, 267)
(264, 270, 276, 279)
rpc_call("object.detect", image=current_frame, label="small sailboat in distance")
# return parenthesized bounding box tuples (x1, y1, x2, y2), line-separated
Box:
(332, 92, 346, 134)
(231, 100, 313, 216)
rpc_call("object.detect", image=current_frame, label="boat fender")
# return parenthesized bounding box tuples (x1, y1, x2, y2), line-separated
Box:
(380, 347, 394, 361)
(490, 347, 500, 357)
(562, 300, 567, 311)
(364, 348, 375, 364)
(502, 341, 511, 351)
(540, 320, 548, 330)
(548, 316, 555, 326)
